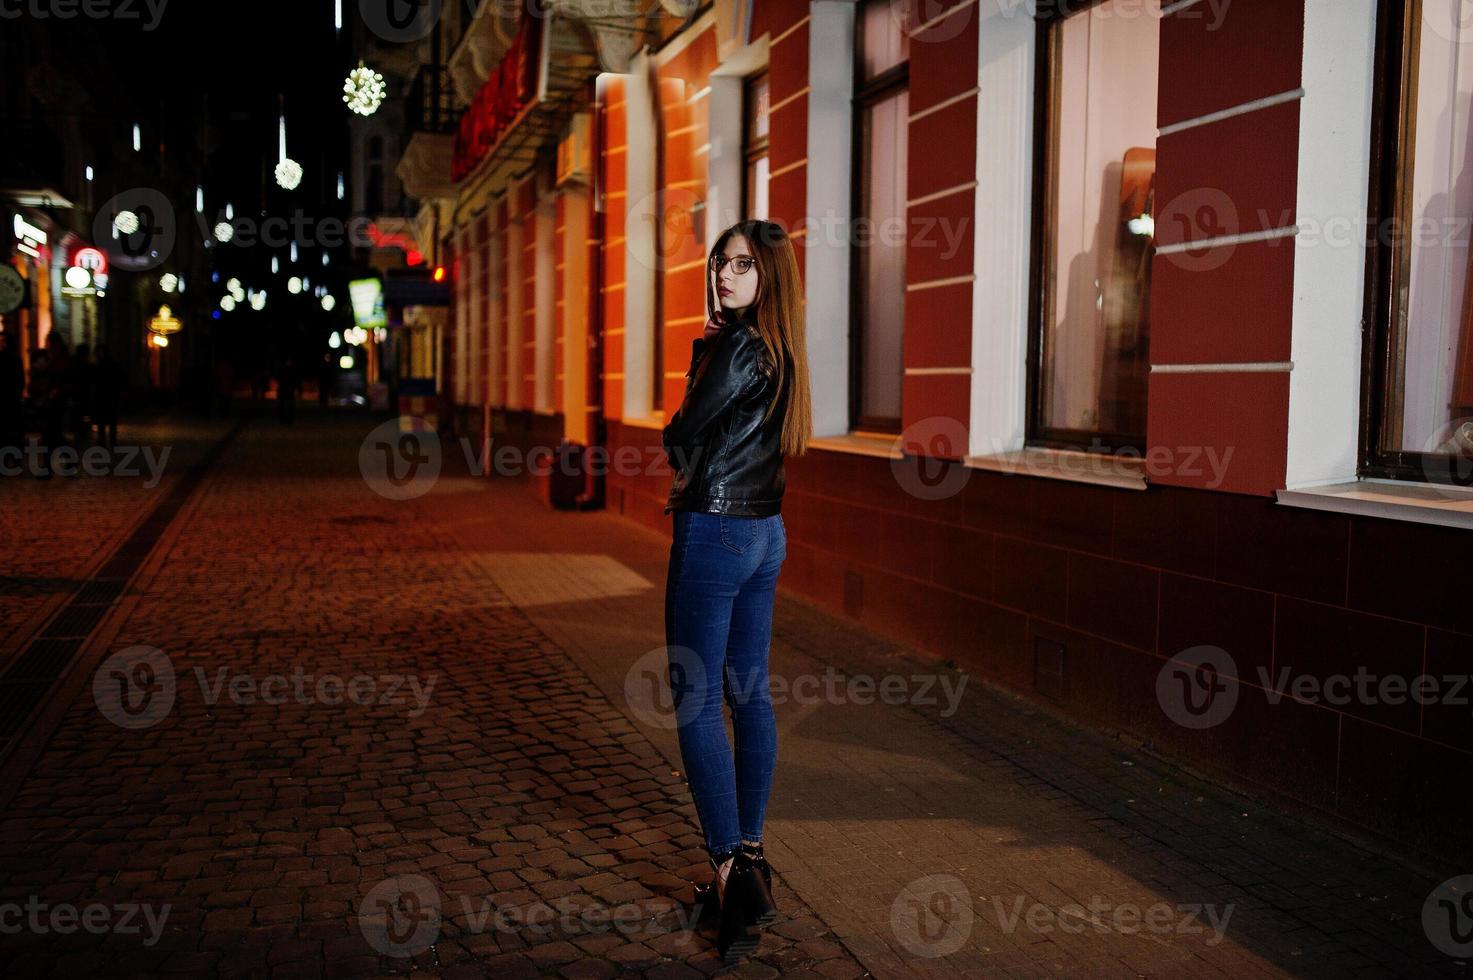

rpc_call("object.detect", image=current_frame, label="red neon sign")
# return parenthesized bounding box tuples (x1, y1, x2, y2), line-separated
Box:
(451, 13, 543, 182)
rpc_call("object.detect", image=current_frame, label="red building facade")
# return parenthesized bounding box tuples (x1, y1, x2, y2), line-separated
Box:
(438, 0, 1472, 862)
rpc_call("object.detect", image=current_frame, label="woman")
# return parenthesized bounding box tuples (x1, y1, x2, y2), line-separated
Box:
(661, 219, 812, 962)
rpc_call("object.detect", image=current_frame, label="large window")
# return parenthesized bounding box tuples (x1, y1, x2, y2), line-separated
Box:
(850, 0, 909, 432)
(1029, 0, 1159, 453)
(1365, 0, 1473, 484)
(743, 71, 769, 220)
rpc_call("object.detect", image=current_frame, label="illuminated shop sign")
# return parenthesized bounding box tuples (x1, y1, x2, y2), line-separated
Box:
(451, 14, 544, 182)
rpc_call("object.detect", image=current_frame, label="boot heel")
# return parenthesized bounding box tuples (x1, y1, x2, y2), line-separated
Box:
(715, 852, 780, 963)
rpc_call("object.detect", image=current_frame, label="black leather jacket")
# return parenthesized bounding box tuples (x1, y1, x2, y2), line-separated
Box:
(662, 321, 788, 516)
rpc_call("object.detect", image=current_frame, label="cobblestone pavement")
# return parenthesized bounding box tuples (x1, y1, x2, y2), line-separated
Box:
(0, 407, 1466, 979)
(0, 415, 230, 649)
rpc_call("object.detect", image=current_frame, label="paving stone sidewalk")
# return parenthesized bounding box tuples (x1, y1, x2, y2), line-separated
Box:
(0, 407, 1465, 979)
(0, 409, 865, 979)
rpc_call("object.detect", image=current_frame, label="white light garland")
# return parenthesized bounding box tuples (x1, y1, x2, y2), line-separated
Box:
(343, 63, 387, 116)
(214, 222, 233, 243)
(321, 294, 336, 312)
(114, 211, 139, 235)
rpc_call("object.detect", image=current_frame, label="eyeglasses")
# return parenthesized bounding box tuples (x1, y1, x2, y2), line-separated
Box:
(709, 253, 755, 275)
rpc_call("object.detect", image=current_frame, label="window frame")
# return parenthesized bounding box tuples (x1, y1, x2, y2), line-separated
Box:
(1025, 0, 1152, 456)
(741, 70, 770, 221)
(1359, 0, 1473, 486)
(847, 1, 909, 435)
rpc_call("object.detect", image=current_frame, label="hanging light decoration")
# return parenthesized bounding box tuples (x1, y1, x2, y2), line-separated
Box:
(214, 221, 233, 243)
(220, 295, 237, 312)
(272, 256, 280, 275)
(113, 211, 140, 235)
(343, 62, 387, 116)
(288, 276, 303, 294)
(250, 291, 267, 311)
(275, 105, 302, 190)
(321, 294, 336, 312)
(276, 158, 303, 190)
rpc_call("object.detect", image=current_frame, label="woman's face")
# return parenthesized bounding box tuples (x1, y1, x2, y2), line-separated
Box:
(712, 234, 759, 317)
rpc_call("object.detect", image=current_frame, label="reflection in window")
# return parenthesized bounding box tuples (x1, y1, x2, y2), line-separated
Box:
(1035, 0, 1159, 450)
(744, 72, 769, 220)
(1378, 0, 1473, 471)
(852, 0, 908, 432)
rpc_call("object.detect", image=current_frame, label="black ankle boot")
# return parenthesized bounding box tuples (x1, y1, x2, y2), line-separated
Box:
(715, 851, 779, 963)
(740, 842, 773, 892)
(693, 847, 737, 921)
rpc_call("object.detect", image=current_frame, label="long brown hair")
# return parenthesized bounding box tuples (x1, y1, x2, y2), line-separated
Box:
(705, 220, 812, 456)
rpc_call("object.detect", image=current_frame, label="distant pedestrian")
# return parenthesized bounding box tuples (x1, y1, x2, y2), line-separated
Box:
(0, 330, 24, 455)
(93, 343, 124, 451)
(213, 357, 233, 417)
(66, 342, 92, 446)
(276, 355, 298, 424)
(33, 332, 71, 477)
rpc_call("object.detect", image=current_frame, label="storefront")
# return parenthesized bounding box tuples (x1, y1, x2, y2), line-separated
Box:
(434, 0, 1471, 855)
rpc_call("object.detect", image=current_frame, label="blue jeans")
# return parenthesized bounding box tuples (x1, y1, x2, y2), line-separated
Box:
(664, 509, 786, 863)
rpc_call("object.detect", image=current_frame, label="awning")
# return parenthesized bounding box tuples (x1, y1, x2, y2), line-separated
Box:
(383, 275, 450, 308)
(451, 3, 662, 192)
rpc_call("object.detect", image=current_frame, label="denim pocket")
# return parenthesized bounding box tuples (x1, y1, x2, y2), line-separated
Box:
(718, 514, 759, 554)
